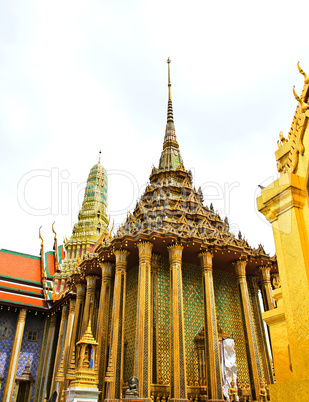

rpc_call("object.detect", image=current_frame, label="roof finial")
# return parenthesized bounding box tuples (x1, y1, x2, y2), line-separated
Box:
(39, 226, 43, 248)
(52, 221, 57, 241)
(166, 58, 174, 123)
(167, 57, 172, 101)
(98, 150, 102, 163)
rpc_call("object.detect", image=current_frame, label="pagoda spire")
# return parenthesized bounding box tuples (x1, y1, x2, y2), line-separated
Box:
(167, 57, 173, 122)
(158, 58, 184, 170)
(52, 156, 109, 299)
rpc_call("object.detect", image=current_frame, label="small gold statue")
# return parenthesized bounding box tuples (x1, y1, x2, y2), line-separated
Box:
(228, 378, 237, 402)
(259, 381, 267, 402)
(82, 347, 89, 368)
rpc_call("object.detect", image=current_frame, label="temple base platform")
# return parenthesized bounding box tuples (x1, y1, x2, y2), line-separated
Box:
(65, 386, 101, 401)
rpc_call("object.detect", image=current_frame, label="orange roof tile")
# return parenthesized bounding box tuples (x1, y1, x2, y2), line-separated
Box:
(0, 250, 41, 283)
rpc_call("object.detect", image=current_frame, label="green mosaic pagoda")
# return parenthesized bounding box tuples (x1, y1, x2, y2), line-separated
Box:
(53, 154, 108, 297)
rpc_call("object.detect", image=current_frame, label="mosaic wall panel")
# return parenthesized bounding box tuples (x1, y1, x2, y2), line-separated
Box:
(122, 255, 259, 390)
(212, 269, 250, 385)
(0, 309, 46, 402)
(247, 281, 267, 381)
(182, 261, 203, 384)
(0, 309, 18, 401)
(156, 257, 171, 384)
(124, 264, 138, 383)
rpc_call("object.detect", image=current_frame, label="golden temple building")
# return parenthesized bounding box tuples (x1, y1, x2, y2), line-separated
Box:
(49, 60, 276, 402)
(0, 60, 282, 402)
(257, 62, 309, 402)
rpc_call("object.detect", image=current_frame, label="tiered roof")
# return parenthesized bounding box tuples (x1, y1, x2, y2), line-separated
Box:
(79, 60, 274, 279)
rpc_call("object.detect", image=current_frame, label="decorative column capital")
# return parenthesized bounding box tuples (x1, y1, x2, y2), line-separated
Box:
(198, 251, 214, 272)
(100, 262, 114, 280)
(168, 243, 183, 262)
(137, 241, 153, 256)
(114, 248, 130, 270)
(258, 265, 271, 284)
(19, 308, 27, 321)
(85, 275, 99, 290)
(233, 259, 247, 280)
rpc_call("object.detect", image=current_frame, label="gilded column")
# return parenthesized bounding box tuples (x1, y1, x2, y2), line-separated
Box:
(258, 266, 275, 311)
(81, 275, 99, 335)
(151, 253, 160, 385)
(51, 304, 69, 393)
(2, 308, 27, 402)
(105, 249, 130, 402)
(73, 282, 86, 345)
(135, 241, 153, 400)
(233, 260, 261, 401)
(198, 251, 223, 401)
(58, 298, 76, 400)
(63, 282, 86, 391)
(247, 276, 273, 385)
(168, 244, 188, 402)
(37, 313, 57, 402)
(97, 262, 114, 401)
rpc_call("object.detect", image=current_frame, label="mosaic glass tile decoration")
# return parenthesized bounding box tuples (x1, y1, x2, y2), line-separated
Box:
(0, 309, 18, 401)
(0, 309, 45, 402)
(124, 264, 138, 382)
(212, 268, 250, 385)
(182, 261, 203, 384)
(17, 312, 45, 402)
(156, 257, 171, 384)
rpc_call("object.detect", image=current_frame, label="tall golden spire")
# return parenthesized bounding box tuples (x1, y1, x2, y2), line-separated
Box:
(99, 150, 102, 163)
(158, 58, 183, 170)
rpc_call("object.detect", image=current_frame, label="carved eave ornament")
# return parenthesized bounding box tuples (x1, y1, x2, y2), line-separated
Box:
(276, 62, 309, 174)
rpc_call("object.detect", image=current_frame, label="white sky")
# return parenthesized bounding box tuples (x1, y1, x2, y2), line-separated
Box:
(1, 0, 309, 257)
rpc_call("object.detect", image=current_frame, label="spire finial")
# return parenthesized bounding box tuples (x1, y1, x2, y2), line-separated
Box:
(167, 57, 171, 101)
(98, 150, 102, 163)
(166, 58, 174, 123)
